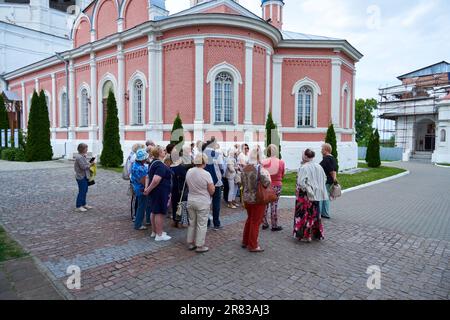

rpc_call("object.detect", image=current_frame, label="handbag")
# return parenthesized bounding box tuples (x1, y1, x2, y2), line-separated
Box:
(234, 171, 241, 184)
(330, 181, 342, 199)
(176, 180, 187, 218)
(255, 165, 278, 205)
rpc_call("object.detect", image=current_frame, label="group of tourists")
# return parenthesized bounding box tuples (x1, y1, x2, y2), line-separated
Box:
(74, 138, 338, 253)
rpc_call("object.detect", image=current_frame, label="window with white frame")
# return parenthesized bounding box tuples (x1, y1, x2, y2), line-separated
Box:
(132, 79, 144, 125)
(214, 72, 234, 124)
(297, 86, 313, 127)
(80, 88, 89, 127)
(61, 92, 69, 128)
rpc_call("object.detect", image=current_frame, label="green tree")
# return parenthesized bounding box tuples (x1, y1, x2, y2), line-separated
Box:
(355, 98, 378, 146)
(325, 123, 339, 171)
(0, 94, 9, 148)
(100, 90, 123, 167)
(170, 113, 185, 149)
(366, 129, 381, 168)
(25, 90, 53, 161)
(265, 112, 281, 158)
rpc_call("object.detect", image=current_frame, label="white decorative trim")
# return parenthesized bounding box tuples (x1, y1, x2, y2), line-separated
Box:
(341, 82, 351, 129)
(245, 41, 254, 125)
(195, 39, 205, 123)
(292, 77, 321, 128)
(97, 73, 118, 141)
(331, 58, 342, 127)
(127, 70, 148, 126)
(272, 57, 283, 125)
(265, 51, 271, 118)
(70, 12, 92, 41)
(90, 53, 97, 128)
(78, 83, 91, 128)
(21, 82, 25, 129)
(51, 74, 57, 131)
(59, 87, 68, 128)
(207, 62, 243, 125)
(68, 60, 76, 139)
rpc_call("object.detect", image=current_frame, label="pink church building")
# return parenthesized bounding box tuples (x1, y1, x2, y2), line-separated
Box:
(3, 0, 363, 170)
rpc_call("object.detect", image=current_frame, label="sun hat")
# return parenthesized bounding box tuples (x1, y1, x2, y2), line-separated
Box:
(135, 148, 149, 162)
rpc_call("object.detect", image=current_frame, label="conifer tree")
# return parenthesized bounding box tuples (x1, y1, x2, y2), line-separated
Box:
(325, 123, 339, 171)
(366, 129, 381, 168)
(100, 90, 123, 167)
(170, 113, 185, 147)
(0, 95, 9, 149)
(265, 112, 281, 158)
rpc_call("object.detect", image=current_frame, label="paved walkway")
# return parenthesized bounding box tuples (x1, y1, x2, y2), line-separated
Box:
(0, 160, 449, 300)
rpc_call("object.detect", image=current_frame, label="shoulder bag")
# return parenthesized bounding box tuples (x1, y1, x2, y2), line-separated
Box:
(330, 181, 342, 199)
(255, 165, 277, 205)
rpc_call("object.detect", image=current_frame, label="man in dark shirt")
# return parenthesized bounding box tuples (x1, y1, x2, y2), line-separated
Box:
(319, 143, 337, 219)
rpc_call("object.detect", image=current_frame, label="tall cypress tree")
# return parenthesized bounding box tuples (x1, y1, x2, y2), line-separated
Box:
(170, 113, 185, 147)
(265, 112, 281, 158)
(25, 91, 39, 161)
(38, 90, 53, 161)
(100, 90, 123, 167)
(325, 123, 339, 171)
(366, 129, 381, 168)
(0, 95, 9, 148)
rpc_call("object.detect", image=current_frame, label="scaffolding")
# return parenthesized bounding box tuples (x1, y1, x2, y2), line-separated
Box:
(377, 74, 450, 155)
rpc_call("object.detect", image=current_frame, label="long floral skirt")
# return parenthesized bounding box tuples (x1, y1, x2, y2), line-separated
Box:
(293, 189, 324, 241)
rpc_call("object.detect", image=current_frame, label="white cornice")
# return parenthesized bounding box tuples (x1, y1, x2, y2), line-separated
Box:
(4, 13, 362, 81)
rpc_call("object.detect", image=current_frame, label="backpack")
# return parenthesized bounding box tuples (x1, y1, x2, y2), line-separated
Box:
(122, 154, 133, 180)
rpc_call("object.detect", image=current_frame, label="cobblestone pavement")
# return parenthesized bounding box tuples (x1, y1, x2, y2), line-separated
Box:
(0, 160, 449, 300)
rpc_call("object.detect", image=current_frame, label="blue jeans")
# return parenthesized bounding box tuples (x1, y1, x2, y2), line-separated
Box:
(76, 177, 88, 208)
(319, 184, 332, 218)
(134, 194, 149, 229)
(211, 186, 222, 227)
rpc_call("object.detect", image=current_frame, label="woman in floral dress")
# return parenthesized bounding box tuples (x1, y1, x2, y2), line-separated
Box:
(293, 149, 329, 242)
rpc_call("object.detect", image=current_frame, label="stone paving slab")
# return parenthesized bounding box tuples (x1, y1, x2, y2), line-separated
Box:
(0, 257, 63, 300)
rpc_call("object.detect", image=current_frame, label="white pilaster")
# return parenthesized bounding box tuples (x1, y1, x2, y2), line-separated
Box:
(272, 56, 283, 126)
(147, 34, 163, 142)
(194, 39, 205, 142)
(244, 41, 254, 125)
(21, 82, 26, 129)
(90, 52, 98, 143)
(265, 50, 271, 118)
(117, 43, 125, 142)
(331, 58, 342, 127)
(68, 60, 76, 140)
(51, 73, 57, 140)
(35, 78, 39, 92)
(352, 69, 357, 141)
(117, 18, 124, 33)
(90, 30, 96, 42)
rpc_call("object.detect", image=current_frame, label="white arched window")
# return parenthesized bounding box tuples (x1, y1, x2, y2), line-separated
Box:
(132, 79, 144, 125)
(297, 86, 313, 127)
(292, 77, 321, 128)
(441, 129, 447, 142)
(214, 72, 234, 124)
(207, 62, 242, 125)
(341, 82, 351, 128)
(80, 88, 89, 127)
(60, 91, 69, 128)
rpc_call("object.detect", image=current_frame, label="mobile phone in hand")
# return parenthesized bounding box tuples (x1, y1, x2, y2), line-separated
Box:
(90, 157, 96, 163)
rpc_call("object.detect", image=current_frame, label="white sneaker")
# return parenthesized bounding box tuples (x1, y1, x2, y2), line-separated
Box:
(155, 234, 171, 241)
(151, 231, 166, 238)
(75, 207, 87, 212)
(83, 205, 93, 210)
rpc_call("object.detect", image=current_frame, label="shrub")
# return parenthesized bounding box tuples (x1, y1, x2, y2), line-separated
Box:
(1, 148, 25, 162)
(325, 123, 339, 171)
(265, 112, 281, 159)
(25, 90, 53, 162)
(366, 129, 381, 168)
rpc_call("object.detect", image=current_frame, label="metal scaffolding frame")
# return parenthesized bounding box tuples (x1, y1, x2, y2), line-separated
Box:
(377, 75, 450, 153)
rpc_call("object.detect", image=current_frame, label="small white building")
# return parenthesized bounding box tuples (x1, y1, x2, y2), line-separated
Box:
(0, 0, 89, 91)
(379, 61, 450, 163)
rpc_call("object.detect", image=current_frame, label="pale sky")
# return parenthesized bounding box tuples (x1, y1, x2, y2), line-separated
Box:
(165, 0, 450, 100)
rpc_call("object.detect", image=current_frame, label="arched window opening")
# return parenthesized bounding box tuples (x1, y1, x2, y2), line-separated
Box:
(214, 72, 234, 124)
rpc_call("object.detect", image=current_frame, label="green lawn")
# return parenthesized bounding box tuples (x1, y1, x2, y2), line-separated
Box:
(0, 226, 27, 263)
(100, 166, 124, 174)
(437, 163, 450, 167)
(281, 163, 407, 196)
